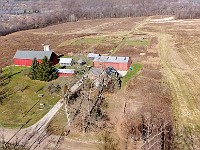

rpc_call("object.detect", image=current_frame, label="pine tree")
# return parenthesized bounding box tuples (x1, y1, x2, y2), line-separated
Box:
(37, 56, 58, 82)
(30, 58, 39, 80)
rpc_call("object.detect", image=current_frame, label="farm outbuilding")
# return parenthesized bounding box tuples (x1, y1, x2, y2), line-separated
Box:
(88, 67, 111, 87)
(13, 50, 58, 66)
(57, 69, 75, 77)
(87, 53, 101, 60)
(93, 56, 131, 71)
(59, 58, 73, 66)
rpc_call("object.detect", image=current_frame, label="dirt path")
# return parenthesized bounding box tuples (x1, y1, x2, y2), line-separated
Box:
(139, 17, 200, 148)
(110, 16, 200, 148)
(26, 77, 85, 133)
(158, 33, 200, 125)
(1, 77, 86, 149)
(134, 16, 200, 126)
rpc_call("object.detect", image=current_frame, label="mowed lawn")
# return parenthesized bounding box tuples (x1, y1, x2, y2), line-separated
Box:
(121, 63, 142, 87)
(0, 66, 60, 128)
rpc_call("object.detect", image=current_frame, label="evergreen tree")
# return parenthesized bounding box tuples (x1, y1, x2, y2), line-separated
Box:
(37, 56, 58, 82)
(30, 58, 39, 80)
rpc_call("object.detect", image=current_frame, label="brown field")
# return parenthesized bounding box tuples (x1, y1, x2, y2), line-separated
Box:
(1, 16, 200, 149)
(0, 16, 171, 149)
(0, 17, 145, 68)
(140, 17, 200, 148)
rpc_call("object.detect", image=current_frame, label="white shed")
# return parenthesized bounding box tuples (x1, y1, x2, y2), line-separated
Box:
(59, 58, 73, 66)
(87, 53, 100, 60)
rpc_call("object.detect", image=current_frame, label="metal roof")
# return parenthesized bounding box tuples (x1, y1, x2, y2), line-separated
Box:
(13, 50, 53, 60)
(93, 56, 129, 63)
(57, 69, 75, 74)
(59, 58, 73, 64)
(89, 68, 104, 76)
(87, 53, 100, 58)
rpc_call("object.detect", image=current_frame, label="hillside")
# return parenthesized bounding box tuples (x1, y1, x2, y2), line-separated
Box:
(1, 16, 200, 149)
(0, 16, 171, 149)
(1, 0, 200, 35)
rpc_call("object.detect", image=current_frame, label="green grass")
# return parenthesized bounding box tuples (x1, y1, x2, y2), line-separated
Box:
(59, 37, 103, 47)
(125, 39, 149, 46)
(58, 36, 122, 50)
(58, 39, 75, 47)
(0, 66, 60, 128)
(46, 106, 67, 135)
(72, 38, 103, 45)
(121, 63, 142, 87)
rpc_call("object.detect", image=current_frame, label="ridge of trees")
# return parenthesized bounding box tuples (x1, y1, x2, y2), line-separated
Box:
(1, 0, 200, 36)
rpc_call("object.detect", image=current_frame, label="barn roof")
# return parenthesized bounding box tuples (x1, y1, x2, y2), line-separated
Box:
(89, 68, 104, 76)
(59, 58, 73, 64)
(14, 50, 53, 60)
(57, 69, 75, 74)
(93, 56, 130, 63)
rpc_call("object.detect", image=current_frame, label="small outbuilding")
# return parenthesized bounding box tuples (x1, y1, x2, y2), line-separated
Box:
(88, 67, 111, 87)
(57, 69, 75, 77)
(59, 58, 73, 66)
(87, 53, 100, 60)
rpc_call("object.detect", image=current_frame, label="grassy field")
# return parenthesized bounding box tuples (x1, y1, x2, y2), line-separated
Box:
(139, 17, 200, 148)
(0, 17, 147, 69)
(121, 63, 143, 87)
(0, 16, 172, 149)
(0, 66, 60, 128)
(72, 37, 103, 45)
(125, 39, 149, 46)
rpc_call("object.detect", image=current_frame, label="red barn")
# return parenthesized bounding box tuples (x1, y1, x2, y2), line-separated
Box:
(13, 50, 58, 66)
(93, 56, 131, 71)
(57, 69, 75, 77)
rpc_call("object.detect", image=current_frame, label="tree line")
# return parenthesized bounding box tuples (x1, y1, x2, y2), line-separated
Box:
(1, 0, 200, 36)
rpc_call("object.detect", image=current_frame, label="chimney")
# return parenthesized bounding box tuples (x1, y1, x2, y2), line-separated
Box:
(44, 45, 50, 51)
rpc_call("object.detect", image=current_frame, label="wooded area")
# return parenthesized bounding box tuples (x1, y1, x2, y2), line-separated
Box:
(1, 0, 200, 36)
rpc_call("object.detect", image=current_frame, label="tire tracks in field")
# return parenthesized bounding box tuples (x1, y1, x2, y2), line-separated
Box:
(136, 17, 200, 131)
(158, 34, 200, 126)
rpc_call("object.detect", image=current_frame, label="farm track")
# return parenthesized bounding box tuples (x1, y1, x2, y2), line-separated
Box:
(139, 17, 200, 124)
(158, 34, 200, 126)
(139, 17, 200, 148)
(0, 77, 86, 150)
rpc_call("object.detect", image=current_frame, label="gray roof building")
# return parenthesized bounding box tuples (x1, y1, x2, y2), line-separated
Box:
(89, 68, 104, 76)
(57, 69, 75, 74)
(87, 53, 100, 59)
(93, 56, 129, 63)
(14, 50, 53, 60)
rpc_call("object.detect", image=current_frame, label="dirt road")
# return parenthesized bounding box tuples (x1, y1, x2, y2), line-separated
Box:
(1, 76, 86, 149)
(141, 17, 200, 148)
